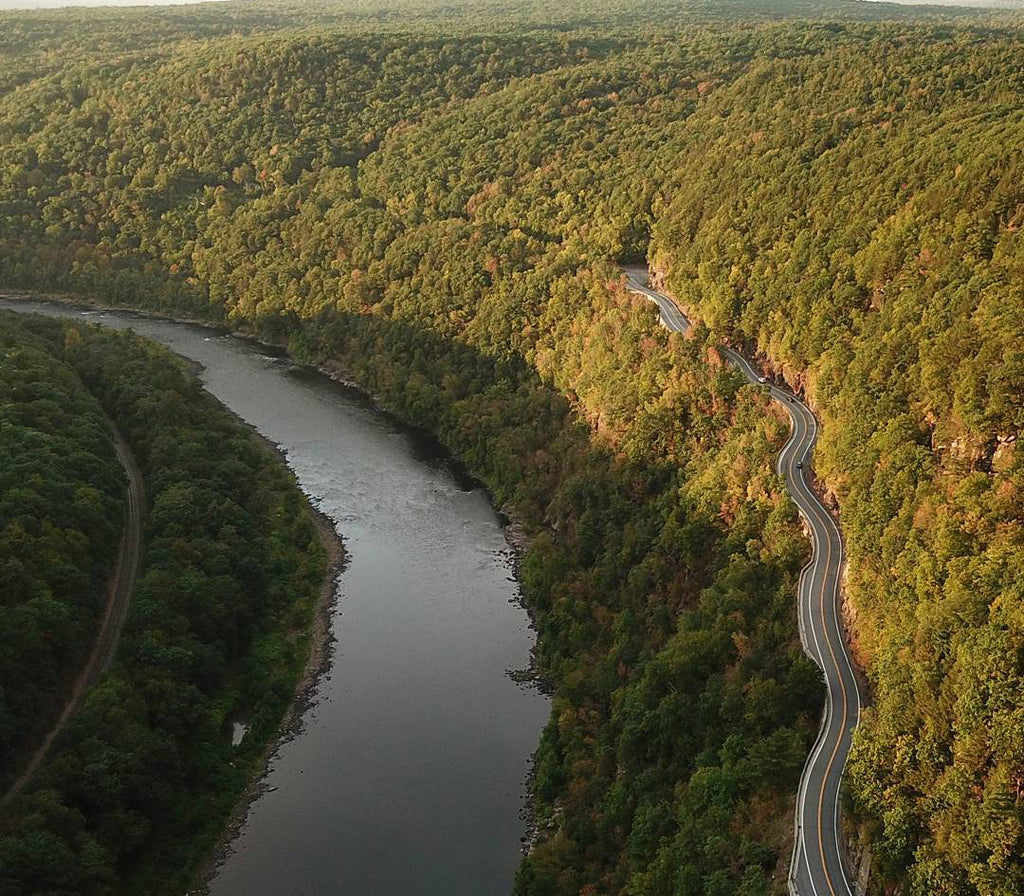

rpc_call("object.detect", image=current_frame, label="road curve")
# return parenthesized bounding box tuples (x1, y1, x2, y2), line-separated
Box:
(0, 429, 143, 810)
(624, 267, 861, 896)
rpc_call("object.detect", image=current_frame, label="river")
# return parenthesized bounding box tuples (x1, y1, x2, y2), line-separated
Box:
(0, 298, 550, 896)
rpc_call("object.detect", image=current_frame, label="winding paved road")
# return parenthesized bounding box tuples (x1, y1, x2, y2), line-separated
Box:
(0, 430, 143, 810)
(624, 268, 862, 896)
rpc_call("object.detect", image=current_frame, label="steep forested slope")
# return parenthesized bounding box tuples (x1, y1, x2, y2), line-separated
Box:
(288, 273, 819, 895)
(0, 23, 825, 896)
(647, 39, 1024, 893)
(0, 10, 1021, 895)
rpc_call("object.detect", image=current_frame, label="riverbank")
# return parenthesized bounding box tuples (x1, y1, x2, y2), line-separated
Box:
(2, 292, 549, 896)
(2, 287, 547, 696)
(191, 493, 346, 896)
(0, 309, 345, 895)
(1, 292, 351, 825)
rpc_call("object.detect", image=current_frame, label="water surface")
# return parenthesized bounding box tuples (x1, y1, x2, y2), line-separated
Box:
(0, 298, 549, 896)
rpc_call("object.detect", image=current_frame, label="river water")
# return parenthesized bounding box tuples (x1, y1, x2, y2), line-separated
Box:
(0, 298, 550, 896)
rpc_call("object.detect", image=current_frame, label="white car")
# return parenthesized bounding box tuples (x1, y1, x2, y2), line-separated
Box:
(758, 376, 769, 384)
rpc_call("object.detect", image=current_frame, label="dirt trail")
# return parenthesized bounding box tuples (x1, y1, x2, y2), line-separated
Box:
(0, 429, 144, 810)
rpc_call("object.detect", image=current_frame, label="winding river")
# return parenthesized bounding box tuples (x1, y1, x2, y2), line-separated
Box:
(0, 298, 550, 896)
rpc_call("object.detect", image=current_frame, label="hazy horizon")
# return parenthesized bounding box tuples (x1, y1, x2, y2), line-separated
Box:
(1, 0, 1021, 10)
(0, 0, 227, 8)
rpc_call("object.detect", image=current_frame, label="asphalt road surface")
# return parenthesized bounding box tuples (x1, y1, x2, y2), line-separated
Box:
(624, 267, 862, 896)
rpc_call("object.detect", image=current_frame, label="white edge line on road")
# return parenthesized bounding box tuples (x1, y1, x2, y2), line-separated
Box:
(625, 273, 859, 896)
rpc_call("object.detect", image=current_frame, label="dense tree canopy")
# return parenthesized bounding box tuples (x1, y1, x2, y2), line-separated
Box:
(0, 321, 124, 791)
(0, 4, 1020, 894)
(0, 313, 326, 896)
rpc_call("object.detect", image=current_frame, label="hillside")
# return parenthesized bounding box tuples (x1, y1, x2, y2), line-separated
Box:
(0, 6, 1021, 894)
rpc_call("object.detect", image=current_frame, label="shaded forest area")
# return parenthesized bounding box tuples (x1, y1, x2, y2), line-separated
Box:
(0, 312, 327, 896)
(0, 323, 124, 796)
(0, 4, 1021, 894)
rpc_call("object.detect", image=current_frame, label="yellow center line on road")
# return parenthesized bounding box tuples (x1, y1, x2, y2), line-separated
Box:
(814, 523, 840, 896)
(793, 428, 847, 896)
(784, 414, 828, 896)
(815, 516, 850, 896)
(629, 272, 854, 896)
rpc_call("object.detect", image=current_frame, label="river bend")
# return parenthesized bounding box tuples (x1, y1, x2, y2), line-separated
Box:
(0, 298, 550, 896)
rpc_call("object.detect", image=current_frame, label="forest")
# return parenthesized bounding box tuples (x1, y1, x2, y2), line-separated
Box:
(0, 1, 1021, 894)
(0, 312, 327, 895)
(0, 323, 124, 796)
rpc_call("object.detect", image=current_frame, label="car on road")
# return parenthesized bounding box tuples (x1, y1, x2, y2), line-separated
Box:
(758, 375, 768, 384)
(796, 461, 803, 469)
